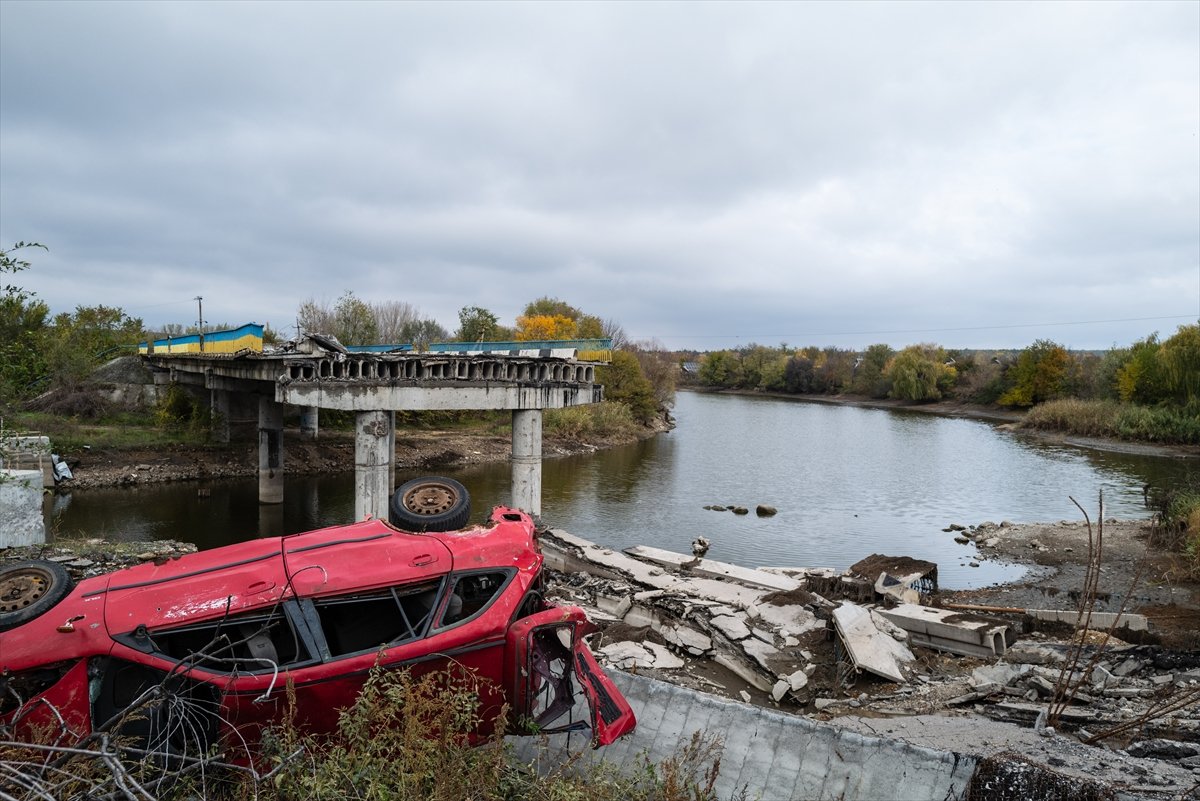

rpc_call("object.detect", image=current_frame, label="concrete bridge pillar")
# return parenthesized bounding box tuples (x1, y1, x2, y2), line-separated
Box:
(388, 411, 397, 493)
(211, 390, 231, 444)
(355, 410, 393, 521)
(511, 409, 542, 518)
(299, 406, 319, 439)
(258, 397, 285, 504)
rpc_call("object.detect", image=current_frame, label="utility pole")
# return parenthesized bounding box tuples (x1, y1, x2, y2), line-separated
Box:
(195, 296, 205, 352)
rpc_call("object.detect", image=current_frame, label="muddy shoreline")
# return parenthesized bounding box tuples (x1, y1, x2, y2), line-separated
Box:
(55, 421, 670, 491)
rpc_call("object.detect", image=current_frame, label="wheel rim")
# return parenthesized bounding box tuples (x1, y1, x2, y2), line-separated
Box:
(402, 483, 459, 516)
(0, 566, 54, 613)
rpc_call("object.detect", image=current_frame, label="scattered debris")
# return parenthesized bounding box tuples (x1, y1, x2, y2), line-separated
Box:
(541, 526, 1200, 798)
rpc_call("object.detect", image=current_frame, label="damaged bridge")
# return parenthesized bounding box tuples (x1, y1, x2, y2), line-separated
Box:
(143, 335, 607, 519)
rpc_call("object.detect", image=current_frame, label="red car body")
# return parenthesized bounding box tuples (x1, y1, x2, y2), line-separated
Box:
(0, 506, 635, 755)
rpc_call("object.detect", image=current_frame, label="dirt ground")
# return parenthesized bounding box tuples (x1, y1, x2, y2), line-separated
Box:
(946, 519, 1200, 651)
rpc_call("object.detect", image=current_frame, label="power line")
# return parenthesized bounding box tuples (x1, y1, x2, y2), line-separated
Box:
(632, 314, 1196, 341)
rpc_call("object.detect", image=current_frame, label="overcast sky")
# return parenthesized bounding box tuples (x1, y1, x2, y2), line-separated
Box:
(2, 1, 1197, 352)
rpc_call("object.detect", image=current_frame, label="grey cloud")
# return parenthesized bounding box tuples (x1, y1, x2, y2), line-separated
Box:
(2, 0, 1196, 351)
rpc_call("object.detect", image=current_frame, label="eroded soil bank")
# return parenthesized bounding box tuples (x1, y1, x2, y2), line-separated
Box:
(52, 422, 667, 490)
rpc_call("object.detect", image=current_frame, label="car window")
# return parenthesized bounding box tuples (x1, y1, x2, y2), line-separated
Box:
(437, 571, 513, 628)
(131, 605, 310, 674)
(312, 579, 442, 657)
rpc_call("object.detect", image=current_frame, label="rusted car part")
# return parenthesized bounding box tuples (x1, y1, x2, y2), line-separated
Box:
(0, 560, 74, 631)
(0, 481, 634, 758)
(390, 475, 472, 532)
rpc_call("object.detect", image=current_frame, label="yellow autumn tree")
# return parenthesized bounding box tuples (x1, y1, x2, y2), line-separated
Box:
(515, 314, 578, 341)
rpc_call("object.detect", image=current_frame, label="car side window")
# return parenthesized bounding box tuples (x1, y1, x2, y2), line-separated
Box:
(130, 605, 310, 674)
(312, 579, 442, 657)
(438, 571, 513, 628)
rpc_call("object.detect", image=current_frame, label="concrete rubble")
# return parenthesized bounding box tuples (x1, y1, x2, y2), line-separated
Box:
(539, 528, 1200, 799)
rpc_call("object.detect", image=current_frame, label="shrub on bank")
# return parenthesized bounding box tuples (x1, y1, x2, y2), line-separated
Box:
(1146, 480, 1200, 579)
(545, 401, 639, 439)
(1020, 399, 1200, 445)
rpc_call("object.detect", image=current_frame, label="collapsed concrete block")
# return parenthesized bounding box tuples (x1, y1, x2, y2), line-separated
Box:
(595, 592, 633, 619)
(644, 641, 685, 670)
(753, 602, 820, 633)
(878, 604, 1015, 659)
(663, 624, 712, 655)
(622, 603, 662, 630)
(600, 641, 655, 669)
(711, 614, 752, 641)
(625, 545, 803, 592)
(742, 637, 800, 678)
(832, 602, 914, 684)
(970, 663, 1032, 688)
(714, 650, 774, 692)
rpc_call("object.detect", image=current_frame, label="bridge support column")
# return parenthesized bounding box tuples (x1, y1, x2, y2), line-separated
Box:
(356, 410, 393, 521)
(388, 411, 397, 492)
(511, 409, 542, 518)
(211, 390, 231, 444)
(299, 406, 319, 439)
(258, 397, 285, 504)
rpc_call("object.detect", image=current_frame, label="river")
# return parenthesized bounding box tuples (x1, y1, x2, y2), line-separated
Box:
(43, 391, 1197, 589)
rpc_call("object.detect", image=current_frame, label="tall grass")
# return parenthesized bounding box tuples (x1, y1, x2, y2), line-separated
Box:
(1020, 399, 1200, 445)
(545, 402, 640, 439)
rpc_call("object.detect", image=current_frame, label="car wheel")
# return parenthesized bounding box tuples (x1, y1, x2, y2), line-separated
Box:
(389, 476, 472, 532)
(0, 560, 74, 632)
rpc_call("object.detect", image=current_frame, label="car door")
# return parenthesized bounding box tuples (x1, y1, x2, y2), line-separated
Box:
(505, 607, 636, 747)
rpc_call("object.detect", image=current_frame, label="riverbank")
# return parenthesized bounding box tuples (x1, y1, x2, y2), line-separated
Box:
(50, 418, 671, 490)
(681, 386, 1200, 459)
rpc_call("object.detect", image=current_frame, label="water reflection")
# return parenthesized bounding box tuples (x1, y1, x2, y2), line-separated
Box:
(44, 391, 1196, 590)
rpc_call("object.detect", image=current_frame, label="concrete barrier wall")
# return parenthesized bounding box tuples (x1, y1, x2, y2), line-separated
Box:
(512, 671, 977, 801)
(0, 469, 46, 547)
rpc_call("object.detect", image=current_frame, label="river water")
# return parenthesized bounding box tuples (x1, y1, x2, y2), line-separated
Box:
(43, 391, 1196, 589)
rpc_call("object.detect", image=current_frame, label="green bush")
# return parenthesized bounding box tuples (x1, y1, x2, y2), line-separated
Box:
(598, 351, 659, 424)
(154, 384, 199, 428)
(545, 402, 639, 439)
(999, 339, 1075, 407)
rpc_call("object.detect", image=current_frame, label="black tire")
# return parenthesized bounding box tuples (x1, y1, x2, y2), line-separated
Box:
(389, 476, 472, 532)
(0, 560, 74, 632)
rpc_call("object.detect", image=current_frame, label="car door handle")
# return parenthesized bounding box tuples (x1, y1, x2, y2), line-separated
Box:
(410, 554, 437, 566)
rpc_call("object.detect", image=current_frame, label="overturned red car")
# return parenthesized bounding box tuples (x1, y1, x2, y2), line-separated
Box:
(0, 477, 635, 756)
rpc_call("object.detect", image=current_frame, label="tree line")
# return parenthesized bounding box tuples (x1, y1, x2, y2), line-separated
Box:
(691, 329, 1200, 408)
(1, 243, 671, 430)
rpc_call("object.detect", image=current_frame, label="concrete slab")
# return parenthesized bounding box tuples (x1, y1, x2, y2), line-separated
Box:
(832, 602, 914, 684)
(625, 545, 803, 592)
(512, 672, 982, 801)
(1027, 608, 1149, 632)
(879, 604, 1015, 658)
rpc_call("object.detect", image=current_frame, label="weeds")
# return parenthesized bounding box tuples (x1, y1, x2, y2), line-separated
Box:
(1045, 493, 1141, 730)
(545, 402, 639, 439)
(1145, 474, 1200, 579)
(4, 660, 740, 801)
(1020, 398, 1200, 444)
(1041, 493, 1200, 748)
